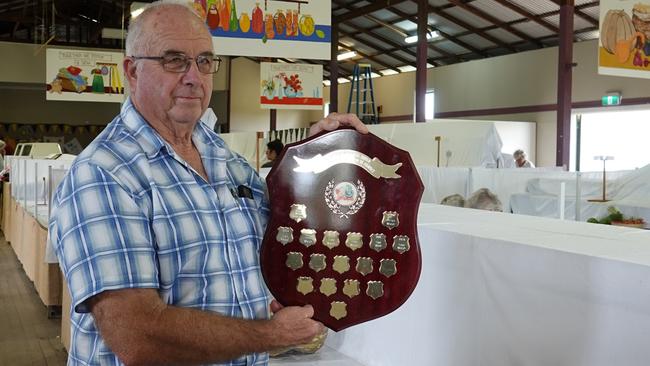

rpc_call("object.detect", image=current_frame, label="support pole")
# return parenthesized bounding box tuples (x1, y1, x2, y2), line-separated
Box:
(556, 0, 574, 168)
(415, 0, 427, 122)
(329, 23, 339, 113)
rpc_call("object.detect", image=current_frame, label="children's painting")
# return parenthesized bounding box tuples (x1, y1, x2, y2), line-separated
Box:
(194, 0, 330, 59)
(599, 0, 650, 78)
(46, 48, 125, 102)
(260, 62, 323, 110)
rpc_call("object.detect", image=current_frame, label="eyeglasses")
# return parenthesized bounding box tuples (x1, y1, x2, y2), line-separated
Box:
(130, 52, 222, 74)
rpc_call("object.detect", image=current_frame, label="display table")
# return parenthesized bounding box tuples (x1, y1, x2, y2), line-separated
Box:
(326, 204, 650, 366)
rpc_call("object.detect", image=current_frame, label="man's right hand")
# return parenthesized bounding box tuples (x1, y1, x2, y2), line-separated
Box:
(268, 300, 325, 347)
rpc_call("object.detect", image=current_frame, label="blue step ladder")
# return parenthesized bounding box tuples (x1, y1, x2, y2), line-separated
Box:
(347, 63, 378, 124)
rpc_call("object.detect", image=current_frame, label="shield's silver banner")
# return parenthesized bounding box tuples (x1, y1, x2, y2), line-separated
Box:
(293, 150, 402, 179)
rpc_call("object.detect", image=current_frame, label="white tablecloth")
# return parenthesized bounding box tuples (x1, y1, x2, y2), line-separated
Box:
(327, 204, 650, 366)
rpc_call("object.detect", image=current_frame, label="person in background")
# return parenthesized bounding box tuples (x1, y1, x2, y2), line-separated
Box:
(262, 139, 284, 168)
(440, 193, 465, 207)
(465, 188, 503, 212)
(513, 149, 535, 168)
(48, 2, 368, 366)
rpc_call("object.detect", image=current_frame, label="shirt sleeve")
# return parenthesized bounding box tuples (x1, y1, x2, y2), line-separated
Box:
(49, 162, 159, 313)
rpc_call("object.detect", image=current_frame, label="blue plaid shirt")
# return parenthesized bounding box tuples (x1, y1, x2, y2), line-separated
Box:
(49, 99, 271, 366)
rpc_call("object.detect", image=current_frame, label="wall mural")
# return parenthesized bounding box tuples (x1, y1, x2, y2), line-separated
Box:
(599, 0, 650, 78)
(195, 0, 331, 59)
(260, 62, 323, 109)
(46, 48, 125, 103)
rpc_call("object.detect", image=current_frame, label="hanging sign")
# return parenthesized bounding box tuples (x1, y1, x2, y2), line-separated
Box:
(260, 62, 323, 110)
(599, 0, 650, 79)
(46, 48, 125, 102)
(193, 0, 330, 59)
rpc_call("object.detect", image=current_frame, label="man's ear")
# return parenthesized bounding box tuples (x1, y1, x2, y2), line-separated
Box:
(123, 58, 138, 92)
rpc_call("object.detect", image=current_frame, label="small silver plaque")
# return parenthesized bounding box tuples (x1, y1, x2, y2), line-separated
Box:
(333, 256, 350, 274)
(299, 228, 317, 247)
(286, 252, 303, 270)
(356, 257, 374, 276)
(309, 253, 327, 272)
(297, 276, 314, 295)
(381, 211, 399, 229)
(330, 301, 347, 320)
(276, 226, 294, 245)
(322, 230, 340, 249)
(392, 235, 410, 254)
(366, 281, 384, 300)
(379, 259, 397, 277)
(345, 232, 363, 251)
(319, 278, 337, 296)
(342, 279, 360, 298)
(369, 233, 387, 252)
(289, 204, 307, 223)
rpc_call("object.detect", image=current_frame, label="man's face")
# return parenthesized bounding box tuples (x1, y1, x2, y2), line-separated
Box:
(266, 149, 277, 161)
(126, 10, 214, 127)
(516, 157, 525, 166)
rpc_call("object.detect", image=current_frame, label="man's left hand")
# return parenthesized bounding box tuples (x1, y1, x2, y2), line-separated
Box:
(309, 112, 369, 137)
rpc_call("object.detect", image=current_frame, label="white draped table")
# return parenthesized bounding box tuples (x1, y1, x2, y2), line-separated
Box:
(325, 204, 650, 366)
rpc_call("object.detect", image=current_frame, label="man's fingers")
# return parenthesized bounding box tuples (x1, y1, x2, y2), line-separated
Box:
(309, 113, 370, 136)
(270, 299, 284, 313)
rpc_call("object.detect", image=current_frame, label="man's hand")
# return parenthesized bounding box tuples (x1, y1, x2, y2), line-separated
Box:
(309, 112, 369, 137)
(269, 299, 325, 346)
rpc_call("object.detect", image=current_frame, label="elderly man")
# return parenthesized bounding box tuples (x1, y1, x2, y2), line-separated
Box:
(48, 2, 367, 365)
(513, 149, 535, 168)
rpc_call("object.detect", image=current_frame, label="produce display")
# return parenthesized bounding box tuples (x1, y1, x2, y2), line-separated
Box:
(587, 206, 646, 228)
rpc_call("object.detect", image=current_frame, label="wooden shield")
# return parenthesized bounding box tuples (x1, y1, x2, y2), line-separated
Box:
(260, 128, 423, 331)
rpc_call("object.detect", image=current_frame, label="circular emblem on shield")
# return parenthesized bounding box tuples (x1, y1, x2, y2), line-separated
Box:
(325, 180, 366, 218)
(333, 182, 358, 206)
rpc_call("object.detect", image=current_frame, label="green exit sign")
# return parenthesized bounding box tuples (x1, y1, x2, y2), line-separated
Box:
(601, 93, 621, 106)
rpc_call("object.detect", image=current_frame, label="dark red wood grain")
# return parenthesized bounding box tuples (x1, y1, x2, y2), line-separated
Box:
(261, 128, 424, 331)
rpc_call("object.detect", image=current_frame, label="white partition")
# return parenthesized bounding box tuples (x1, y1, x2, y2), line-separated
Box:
(367, 121, 504, 167)
(327, 204, 650, 366)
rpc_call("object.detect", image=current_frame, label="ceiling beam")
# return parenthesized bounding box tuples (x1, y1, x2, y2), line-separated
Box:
(428, 3, 516, 52)
(333, 0, 451, 66)
(446, 0, 543, 48)
(387, 7, 487, 58)
(491, 0, 559, 34)
(338, 41, 401, 73)
(333, 0, 409, 24)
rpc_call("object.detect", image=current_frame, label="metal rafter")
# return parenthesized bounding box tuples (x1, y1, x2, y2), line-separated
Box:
(549, 0, 598, 26)
(428, 3, 517, 52)
(338, 41, 401, 73)
(333, 0, 410, 24)
(386, 7, 487, 58)
(333, 0, 451, 66)
(491, 0, 558, 34)
(446, 0, 543, 48)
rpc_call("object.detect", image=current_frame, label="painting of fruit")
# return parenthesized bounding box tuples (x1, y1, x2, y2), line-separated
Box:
(299, 14, 315, 36)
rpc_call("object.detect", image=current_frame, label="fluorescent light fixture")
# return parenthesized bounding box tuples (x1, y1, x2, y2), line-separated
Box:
(78, 14, 99, 23)
(370, 72, 381, 78)
(323, 80, 331, 86)
(427, 63, 435, 68)
(337, 77, 351, 84)
(337, 51, 357, 61)
(397, 65, 417, 72)
(101, 28, 126, 40)
(404, 30, 441, 44)
(379, 69, 399, 76)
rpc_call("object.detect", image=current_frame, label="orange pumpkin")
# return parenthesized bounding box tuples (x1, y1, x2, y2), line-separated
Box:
(601, 10, 636, 54)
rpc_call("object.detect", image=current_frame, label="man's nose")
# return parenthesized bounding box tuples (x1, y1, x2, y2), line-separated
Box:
(181, 61, 203, 85)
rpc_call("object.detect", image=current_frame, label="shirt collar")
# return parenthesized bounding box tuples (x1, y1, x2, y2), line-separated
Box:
(120, 97, 227, 159)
